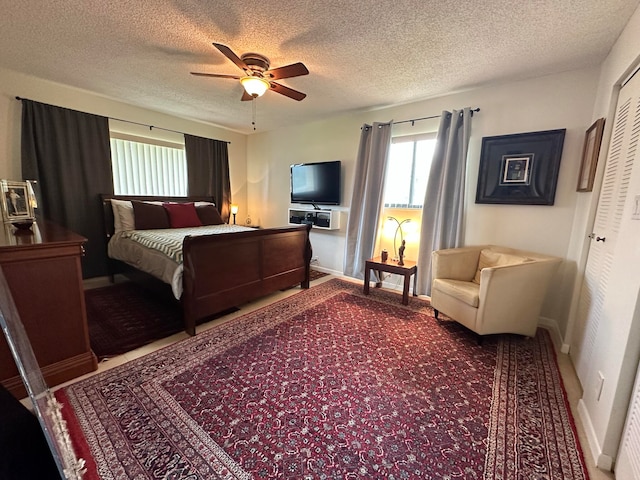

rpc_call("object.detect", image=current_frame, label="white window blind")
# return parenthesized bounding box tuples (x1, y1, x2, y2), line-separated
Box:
(110, 136, 187, 196)
(384, 133, 437, 208)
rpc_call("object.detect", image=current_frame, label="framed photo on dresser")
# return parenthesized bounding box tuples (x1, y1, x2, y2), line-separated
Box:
(0, 180, 34, 223)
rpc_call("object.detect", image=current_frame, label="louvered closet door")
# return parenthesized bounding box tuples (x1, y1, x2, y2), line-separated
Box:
(570, 71, 640, 386)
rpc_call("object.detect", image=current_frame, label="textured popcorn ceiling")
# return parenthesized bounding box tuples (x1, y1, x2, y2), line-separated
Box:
(0, 0, 638, 134)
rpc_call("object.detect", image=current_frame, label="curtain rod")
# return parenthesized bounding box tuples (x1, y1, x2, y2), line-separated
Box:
(362, 107, 480, 130)
(15, 96, 231, 144)
(394, 107, 481, 126)
(108, 116, 231, 144)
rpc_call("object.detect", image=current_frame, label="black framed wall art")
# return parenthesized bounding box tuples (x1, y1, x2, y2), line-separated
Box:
(475, 129, 566, 205)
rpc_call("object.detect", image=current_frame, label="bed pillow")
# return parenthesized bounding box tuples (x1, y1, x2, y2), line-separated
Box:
(111, 199, 135, 233)
(132, 201, 170, 229)
(163, 202, 203, 228)
(196, 205, 224, 225)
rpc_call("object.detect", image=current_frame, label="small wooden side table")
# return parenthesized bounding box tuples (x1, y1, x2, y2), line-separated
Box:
(363, 257, 418, 305)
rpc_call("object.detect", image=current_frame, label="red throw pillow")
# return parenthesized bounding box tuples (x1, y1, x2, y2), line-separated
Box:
(196, 205, 224, 225)
(163, 202, 203, 228)
(132, 201, 170, 229)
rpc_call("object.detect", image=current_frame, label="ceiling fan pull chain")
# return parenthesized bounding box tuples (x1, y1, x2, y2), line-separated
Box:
(252, 98, 257, 131)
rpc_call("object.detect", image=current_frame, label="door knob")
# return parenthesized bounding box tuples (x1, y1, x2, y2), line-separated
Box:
(596, 236, 606, 242)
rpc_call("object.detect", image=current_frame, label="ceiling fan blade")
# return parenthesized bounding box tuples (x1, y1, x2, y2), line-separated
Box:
(264, 62, 309, 80)
(191, 72, 242, 79)
(212, 42, 249, 72)
(269, 82, 307, 101)
(241, 91, 254, 101)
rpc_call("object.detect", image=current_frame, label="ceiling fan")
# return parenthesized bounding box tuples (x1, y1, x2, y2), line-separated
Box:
(191, 43, 309, 101)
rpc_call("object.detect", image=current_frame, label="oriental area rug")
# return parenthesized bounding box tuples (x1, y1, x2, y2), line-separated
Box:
(58, 279, 588, 479)
(85, 282, 184, 360)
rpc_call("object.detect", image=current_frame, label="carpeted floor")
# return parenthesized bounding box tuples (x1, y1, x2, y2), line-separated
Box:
(85, 282, 185, 360)
(62, 278, 588, 479)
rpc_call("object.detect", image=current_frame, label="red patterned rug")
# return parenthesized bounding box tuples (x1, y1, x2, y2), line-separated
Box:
(309, 269, 330, 281)
(85, 282, 184, 360)
(85, 282, 236, 361)
(58, 279, 588, 479)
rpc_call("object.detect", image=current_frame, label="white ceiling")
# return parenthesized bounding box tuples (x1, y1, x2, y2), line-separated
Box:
(0, 1, 638, 134)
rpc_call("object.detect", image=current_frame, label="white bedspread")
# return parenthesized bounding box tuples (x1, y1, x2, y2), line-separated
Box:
(108, 225, 254, 299)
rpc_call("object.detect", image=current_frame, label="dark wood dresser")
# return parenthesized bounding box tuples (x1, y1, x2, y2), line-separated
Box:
(0, 220, 97, 398)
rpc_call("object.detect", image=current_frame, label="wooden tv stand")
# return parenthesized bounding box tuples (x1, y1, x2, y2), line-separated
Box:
(0, 220, 97, 399)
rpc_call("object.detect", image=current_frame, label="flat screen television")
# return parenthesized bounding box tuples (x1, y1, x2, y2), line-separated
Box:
(290, 160, 341, 207)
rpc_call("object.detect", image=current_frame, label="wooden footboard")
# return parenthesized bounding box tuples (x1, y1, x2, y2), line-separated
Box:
(182, 224, 312, 335)
(101, 194, 312, 336)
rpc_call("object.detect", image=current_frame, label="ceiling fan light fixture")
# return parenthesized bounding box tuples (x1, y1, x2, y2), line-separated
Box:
(240, 76, 270, 97)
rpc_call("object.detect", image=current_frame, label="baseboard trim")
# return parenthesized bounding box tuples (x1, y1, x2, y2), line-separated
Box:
(598, 453, 614, 471)
(538, 316, 570, 353)
(539, 316, 563, 352)
(577, 399, 613, 472)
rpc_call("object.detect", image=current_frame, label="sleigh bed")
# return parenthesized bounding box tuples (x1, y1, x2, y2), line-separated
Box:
(101, 195, 312, 336)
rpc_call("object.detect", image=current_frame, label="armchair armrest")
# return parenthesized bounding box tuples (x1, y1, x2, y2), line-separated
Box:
(432, 246, 484, 281)
(476, 258, 562, 335)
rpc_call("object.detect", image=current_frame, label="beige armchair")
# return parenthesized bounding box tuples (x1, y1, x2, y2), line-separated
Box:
(430, 245, 562, 338)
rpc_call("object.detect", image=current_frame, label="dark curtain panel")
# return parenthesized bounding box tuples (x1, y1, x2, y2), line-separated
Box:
(184, 134, 231, 222)
(21, 100, 114, 278)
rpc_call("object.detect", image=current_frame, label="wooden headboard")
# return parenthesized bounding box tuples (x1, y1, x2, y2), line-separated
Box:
(100, 194, 216, 239)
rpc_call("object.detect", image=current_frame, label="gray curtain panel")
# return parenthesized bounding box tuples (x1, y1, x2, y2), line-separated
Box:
(184, 134, 231, 223)
(416, 108, 473, 295)
(21, 100, 113, 278)
(344, 122, 392, 279)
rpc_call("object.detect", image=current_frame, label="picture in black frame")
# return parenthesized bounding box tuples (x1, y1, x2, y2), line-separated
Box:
(475, 129, 566, 205)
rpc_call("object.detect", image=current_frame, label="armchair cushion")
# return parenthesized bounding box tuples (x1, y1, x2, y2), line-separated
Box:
(472, 249, 531, 283)
(432, 278, 480, 307)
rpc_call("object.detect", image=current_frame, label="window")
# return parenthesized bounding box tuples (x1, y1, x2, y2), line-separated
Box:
(383, 134, 437, 208)
(110, 135, 187, 196)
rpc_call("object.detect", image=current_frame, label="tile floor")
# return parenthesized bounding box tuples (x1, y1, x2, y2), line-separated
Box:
(59, 274, 614, 479)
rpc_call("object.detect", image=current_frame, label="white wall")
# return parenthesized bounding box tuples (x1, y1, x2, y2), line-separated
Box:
(0, 62, 602, 346)
(0, 68, 248, 208)
(247, 67, 600, 339)
(569, 3, 640, 468)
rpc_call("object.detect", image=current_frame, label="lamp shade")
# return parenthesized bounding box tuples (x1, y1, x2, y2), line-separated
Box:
(26, 180, 38, 209)
(230, 204, 239, 215)
(240, 76, 270, 97)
